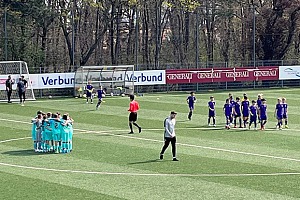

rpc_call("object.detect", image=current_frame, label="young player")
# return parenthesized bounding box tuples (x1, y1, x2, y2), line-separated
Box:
(42, 115, 52, 152)
(257, 94, 263, 122)
(241, 96, 250, 128)
(282, 97, 288, 128)
(187, 92, 196, 120)
(35, 114, 43, 152)
(51, 114, 62, 153)
(242, 93, 247, 101)
(86, 81, 94, 104)
(208, 96, 216, 126)
(66, 114, 74, 151)
(233, 97, 242, 128)
(228, 93, 234, 104)
(228, 94, 235, 125)
(259, 99, 268, 130)
(274, 98, 283, 130)
(249, 100, 258, 130)
(61, 114, 71, 153)
(31, 111, 43, 151)
(223, 98, 233, 129)
(96, 86, 106, 110)
(128, 94, 142, 134)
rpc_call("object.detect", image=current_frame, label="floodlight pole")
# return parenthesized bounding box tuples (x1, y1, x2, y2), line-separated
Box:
(195, 9, 199, 69)
(4, 6, 8, 61)
(134, 5, 139, 94)
(71, 1, 75, 68)
(252, 5, 256, 68)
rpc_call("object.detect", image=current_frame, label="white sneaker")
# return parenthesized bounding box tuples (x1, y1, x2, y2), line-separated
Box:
(213, 124, 216, 127)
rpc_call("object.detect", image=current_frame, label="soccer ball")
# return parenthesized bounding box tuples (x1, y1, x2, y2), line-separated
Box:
(110, 92, 114, 96)
(121, 93, 126, 97)
(48, 95, 52, 99)
(83, 94, 87, 98)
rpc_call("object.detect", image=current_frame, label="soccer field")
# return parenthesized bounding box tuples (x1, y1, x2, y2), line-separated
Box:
(1, 88, 300, 200)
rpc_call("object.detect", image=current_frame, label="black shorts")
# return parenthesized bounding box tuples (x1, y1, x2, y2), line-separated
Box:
(164, 137, 176, 143)
(129, 112, 137, 122)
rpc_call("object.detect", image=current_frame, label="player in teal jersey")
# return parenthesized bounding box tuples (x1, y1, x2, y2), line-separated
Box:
(66, 113, 74, 151)
(35, 114, 43, 152)
(51, 114, 63, 153)
(31, 111, 43, 151)
(60, 114, 71, 153)
(42, 115, 52, 152)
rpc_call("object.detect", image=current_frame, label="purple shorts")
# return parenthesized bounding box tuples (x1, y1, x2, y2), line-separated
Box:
(209, 110, 215, 117)
(260, 115, 267, 121)
(283, 114, 288, 119)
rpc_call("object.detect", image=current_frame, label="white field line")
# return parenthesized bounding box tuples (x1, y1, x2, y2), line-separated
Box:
(0, 161, 300, 177)
(1, 118, 300, 163)
(1, 131, 300, 177)
(0, 137, 31, 143)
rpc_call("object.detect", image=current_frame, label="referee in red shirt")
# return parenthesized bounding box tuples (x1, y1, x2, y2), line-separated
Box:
(128, 94, 142, 134)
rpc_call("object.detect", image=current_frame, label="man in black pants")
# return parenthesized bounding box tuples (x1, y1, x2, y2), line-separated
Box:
(17, 76, 27, 106)
(160, 111, 179, 161)
(5, 75, 14, 103)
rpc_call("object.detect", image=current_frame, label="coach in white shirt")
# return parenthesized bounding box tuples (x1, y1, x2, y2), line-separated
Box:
(160, 111, 179, 161)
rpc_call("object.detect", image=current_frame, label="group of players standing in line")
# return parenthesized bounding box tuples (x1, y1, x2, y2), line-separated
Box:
(186, 92, 288, 130)
(31, 111, 74, 153)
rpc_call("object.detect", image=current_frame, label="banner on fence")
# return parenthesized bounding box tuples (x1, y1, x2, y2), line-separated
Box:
(166, 67, 279, 84)
(279, 66, 300, 80)
(0, 70, 166, 90)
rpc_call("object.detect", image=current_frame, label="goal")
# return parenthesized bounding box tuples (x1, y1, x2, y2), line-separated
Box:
(0, 61, 36, 102)
(74, 65, 135, 97)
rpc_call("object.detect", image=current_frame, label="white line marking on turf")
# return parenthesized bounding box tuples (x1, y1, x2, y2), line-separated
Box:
(1, 118, 300, 163)
(1, 135, 300, 177)
(0, 137, 31, 144)
(1, 161, 300, 177)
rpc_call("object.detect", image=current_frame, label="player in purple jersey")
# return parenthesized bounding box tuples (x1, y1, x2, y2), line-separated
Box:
(257, 94, 263, 122)
(187, 92, 197, 120)
(233, 97, 242, 128)
(241, 96, 250, 128)
(208, 96, 216, 126)
(282, 97, 288, 128)
(223, 98, 233, 129)
(228, 93, 235, 124)
(96, 86, 106, 110)
(259, 99, 268, 130)
(86, 81, 94, 104)
(274, 98, 283, 130)
(249, 100, 258, 130)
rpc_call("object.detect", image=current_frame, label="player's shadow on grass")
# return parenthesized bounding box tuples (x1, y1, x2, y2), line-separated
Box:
(128, 159, 160, 165)
(2, 149, 49, 156)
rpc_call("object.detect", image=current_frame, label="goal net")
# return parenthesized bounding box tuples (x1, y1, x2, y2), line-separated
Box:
(74, 65, 135, 97)
(0, 61, 36, 102)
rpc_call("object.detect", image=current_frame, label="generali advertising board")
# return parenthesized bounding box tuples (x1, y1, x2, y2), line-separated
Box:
(166, 67, 279, 84)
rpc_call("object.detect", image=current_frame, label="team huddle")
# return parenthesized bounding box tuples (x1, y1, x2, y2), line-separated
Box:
(31, 111, 74, 153)
(186, 92, 288, 130)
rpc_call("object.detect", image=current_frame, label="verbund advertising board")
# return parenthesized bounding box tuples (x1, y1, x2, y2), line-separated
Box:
(166, 67, 279, 84)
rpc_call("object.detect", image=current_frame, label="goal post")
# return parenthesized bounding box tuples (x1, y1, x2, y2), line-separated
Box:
(0, 61, 36, 102)
(74, 65, 135, 97)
